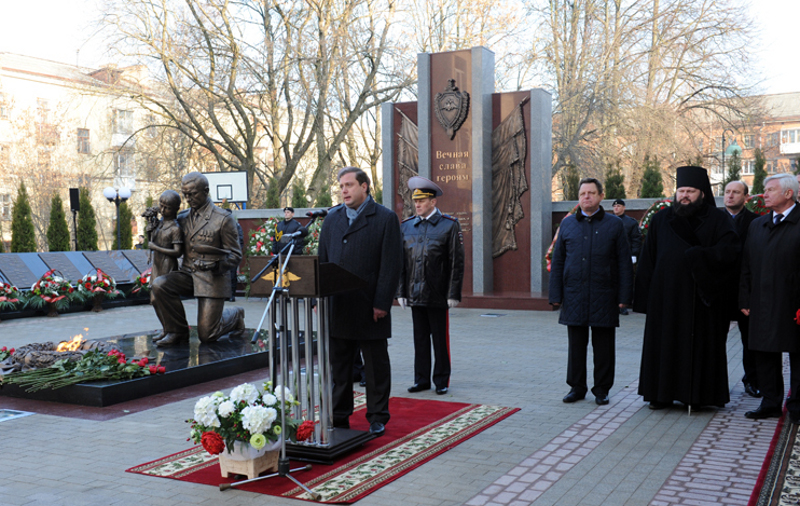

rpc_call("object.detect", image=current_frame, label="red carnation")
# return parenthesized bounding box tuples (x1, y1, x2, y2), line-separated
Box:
(157, 366, 166, 374)
(149, 364, 157, 374)
(795, 309, 800, 325)
(296, 420, 316, 442)
(118, 358, 127, 365)
(201, 431, 225, 455)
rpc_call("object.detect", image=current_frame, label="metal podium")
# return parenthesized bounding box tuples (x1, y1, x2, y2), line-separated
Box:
(249, 254, 372, 464)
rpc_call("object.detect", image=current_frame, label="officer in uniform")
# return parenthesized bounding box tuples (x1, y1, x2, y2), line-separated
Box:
(397, 176, 465, 395)
(273, 206, 305, 255)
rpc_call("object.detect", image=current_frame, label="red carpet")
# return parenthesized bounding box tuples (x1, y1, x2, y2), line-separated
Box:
(127, 396, 519, 503)
(749, 406, 792, 506)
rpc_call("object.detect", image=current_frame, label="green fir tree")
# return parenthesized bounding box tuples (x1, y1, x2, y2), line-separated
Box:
(10, 181, 37, 252)
(315, 185, 333, 207)
(76, 187, 99, 251)
(46, 193, 71, 252)
(265, 178, 281, 209)
(291, 181, 307, 209)
(112, 201, 134, 250)
(753, 148, 767, 194)
(604, 163, 626, 199)
(0, 220, 5, 253)
(373, 180, 383, 205)
(564, 164, 580, 200)
(640, 156, 664, 198)
(723, 152, 742, 188)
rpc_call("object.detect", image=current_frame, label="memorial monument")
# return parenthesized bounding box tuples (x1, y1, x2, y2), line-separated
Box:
(383, 47, 553, 306)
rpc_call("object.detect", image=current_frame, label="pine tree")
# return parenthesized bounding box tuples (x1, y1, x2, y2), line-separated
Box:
(315, 185, 333, 207)
(373, 181, 383, 205)
(752, 148, 767, 194)
(291, 181, 307, 209)
(640, 156, 664, 198)
(10, 181, 37, 252)
(604, 163, 626, 199)
(47, 193, 71, 252)
(564, 164, 580, 200)
(265, 178, 281, 209)
(76, 187, 99, 251)
(0, 220, 5, 253)
(112, 201, 134, 250)
(723, 152, 742, 188)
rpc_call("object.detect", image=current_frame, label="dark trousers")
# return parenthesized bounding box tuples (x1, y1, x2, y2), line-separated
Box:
(754, 350, 800, 414)
(329, 337, 391, 426)
(151, 271, 239, 342)
(567, 325, 615, 397)
(736, 314, 758, 387)
(411, 306, 451, 389)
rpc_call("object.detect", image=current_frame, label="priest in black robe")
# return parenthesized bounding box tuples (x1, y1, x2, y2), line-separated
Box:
(634, 166, 740, 410)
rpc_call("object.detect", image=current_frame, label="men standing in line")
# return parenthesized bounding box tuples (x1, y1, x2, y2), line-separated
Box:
(549, 178, 633, 406)
(634, 166, 739, 410)
(397, 176, 465, 396)
(611, 199, 642, 315)
(740, 174, 800, 421)
(723, 181, 761, 398)
(318, 167, 403, 436)
(273, 206, 305, 255)
(151, 172, 245, 346)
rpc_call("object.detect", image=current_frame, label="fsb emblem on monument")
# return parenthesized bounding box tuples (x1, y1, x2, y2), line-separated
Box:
(435, 79, 470, 140)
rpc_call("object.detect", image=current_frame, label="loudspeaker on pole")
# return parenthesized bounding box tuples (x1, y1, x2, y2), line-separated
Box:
(69, 188, 80, 212)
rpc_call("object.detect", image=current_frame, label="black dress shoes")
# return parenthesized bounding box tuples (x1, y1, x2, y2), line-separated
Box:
(359, 380, 367, 387)
(369, 422, 385, 437)
(436, 387, 448, 395)
(744, 383, 762, 398)
(745, 406, 782, 419)
(790, 411, 800, 424)
(595, 395, 609, 405)
(562, 390, 586, 403)
(649, 401, 671, 410)
(408, 384, 431, 393)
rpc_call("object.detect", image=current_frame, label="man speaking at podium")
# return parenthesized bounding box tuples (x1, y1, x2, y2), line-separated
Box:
(318, 166, 403, 437)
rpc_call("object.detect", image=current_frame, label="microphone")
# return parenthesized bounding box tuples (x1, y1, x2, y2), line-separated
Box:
(284, 228, 309, 238)
(306, 209, 328, 218)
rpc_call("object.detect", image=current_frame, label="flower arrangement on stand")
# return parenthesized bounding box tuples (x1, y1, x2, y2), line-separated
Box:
(77, 268, 123, 312)
(0, 282, 21, 321)
(303, 219, 324, 255)
(545, 204, 579, 272)
(247, 218, 280, 256)
(639, 199, 672, 240)
(745, 194, 769, 215)
(131, 268, 152, 296)
(25, 269, 78, 317)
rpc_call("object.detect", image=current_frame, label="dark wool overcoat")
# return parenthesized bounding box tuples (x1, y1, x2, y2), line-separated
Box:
(740, 209, 800, 352)
(634, 204, 739, 407)
(318, 197, 403, 340)
(620, 213, 643, 258)
(726, 208, 758, 319)
(548, 207, 633, 328)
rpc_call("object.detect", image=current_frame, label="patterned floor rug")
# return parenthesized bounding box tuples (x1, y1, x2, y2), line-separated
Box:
(127, 397, 518, 503)
(750, 407, 800, 506)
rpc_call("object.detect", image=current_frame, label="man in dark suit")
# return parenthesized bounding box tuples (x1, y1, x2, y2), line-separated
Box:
(724, 180, 760, 398)
(151, 172, 245, 346)
(318, 166, 402, 436)
(741, 174, 800, 421)
(611, 199, 642, 315)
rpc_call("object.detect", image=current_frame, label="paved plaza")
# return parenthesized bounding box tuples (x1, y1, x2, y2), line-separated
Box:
(0, 300, 778, 506)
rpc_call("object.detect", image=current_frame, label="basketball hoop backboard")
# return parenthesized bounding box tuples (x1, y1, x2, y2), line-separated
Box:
(202, 171, 249, 204)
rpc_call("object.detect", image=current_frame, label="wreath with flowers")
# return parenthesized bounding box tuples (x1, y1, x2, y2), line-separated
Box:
(188, 381, 315, 456)
(0, 282, 21, 311)
(745, 194, 769, 215)
(545, 204, 580, 272)
(638, 199, 672, 240)
(131, 268, 152, 295)
(25, 270, 78, 311)
(303, 218, 323, 255)
(77, 269, 123, 300)
(247, 218, 281, 256)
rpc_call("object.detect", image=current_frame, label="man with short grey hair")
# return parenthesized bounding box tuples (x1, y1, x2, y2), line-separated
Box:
(741, 173, 800, 421)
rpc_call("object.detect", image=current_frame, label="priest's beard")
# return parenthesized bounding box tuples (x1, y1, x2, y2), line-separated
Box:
(673, 197, 704, 217)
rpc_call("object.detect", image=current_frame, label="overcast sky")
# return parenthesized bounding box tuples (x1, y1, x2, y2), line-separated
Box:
(1, 0, 798, 96)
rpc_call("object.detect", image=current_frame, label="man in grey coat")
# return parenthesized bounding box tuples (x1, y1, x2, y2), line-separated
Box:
(740, 173, 800, 421)
(549, 178, 633, 406)
(318, 166, 403, 436)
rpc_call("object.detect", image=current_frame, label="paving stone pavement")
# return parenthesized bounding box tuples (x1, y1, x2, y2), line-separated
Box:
(0, 302, 781, 506)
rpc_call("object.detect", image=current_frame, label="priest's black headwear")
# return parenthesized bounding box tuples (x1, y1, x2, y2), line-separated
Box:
(675, 166, 716, 207)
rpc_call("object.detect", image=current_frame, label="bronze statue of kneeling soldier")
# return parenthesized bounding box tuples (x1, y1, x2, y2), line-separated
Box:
(149, 172, 245, 346)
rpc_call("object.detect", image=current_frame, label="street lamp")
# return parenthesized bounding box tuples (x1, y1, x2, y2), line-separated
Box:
(103, 186, 131, 249)
(721, 128, 743, 187)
